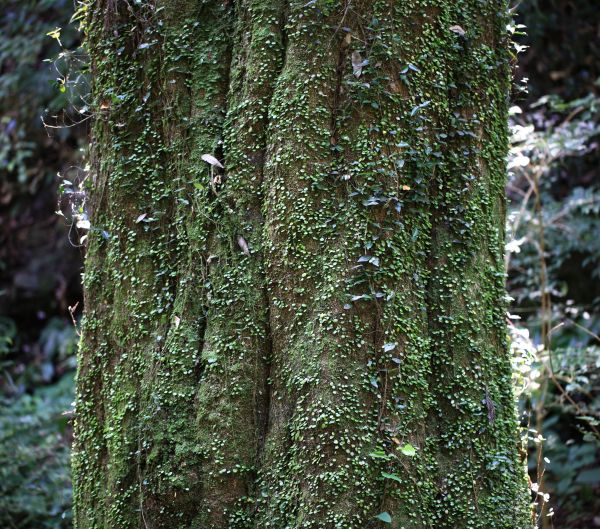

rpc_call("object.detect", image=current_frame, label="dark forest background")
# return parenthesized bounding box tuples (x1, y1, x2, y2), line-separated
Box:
(0, 1, 598, 528)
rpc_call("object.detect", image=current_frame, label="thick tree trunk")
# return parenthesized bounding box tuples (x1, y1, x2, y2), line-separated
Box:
(73, 1, 531, 528)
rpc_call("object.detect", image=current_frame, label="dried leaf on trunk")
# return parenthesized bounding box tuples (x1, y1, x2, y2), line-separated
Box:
(237, 235, 250, 255)
(352, 51, 363, 78)
(201, 153, 224, 169)
(449, 25, 466, 36)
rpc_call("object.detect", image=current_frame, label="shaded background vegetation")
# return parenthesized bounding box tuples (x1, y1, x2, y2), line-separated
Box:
(0, 1, 598, 528)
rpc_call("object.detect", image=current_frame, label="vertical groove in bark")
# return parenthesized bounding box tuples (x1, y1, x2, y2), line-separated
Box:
(137, 3, 235, 526)
(192, 0, 287, 524)
(74, 1, 532, 528)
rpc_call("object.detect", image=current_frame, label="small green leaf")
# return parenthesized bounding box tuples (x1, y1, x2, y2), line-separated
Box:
(577, 415, 600, 426)
(369, 450, 390, 460)
(381, 471, 402, 483)
(46, 27, 62, 42)
(375, 512, 392, 523)
(399, 443, 417, 457)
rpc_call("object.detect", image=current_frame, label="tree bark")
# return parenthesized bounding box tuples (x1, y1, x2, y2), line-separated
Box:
(73, 1, 531, 528)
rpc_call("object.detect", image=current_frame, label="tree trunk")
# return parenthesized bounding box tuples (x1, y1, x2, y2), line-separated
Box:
(73, 1, 531, 528)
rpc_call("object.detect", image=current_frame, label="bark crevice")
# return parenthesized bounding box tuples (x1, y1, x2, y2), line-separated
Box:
(74, 2, 532, 528)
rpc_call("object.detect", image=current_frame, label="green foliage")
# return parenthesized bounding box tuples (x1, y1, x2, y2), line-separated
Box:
(0, 0, 81, 192)
(0, 0, 84, 402)
(525, 346, 600, 528)
(0, 315, 77, 528)
(0, 373, 74, 529)
(507, 82, 600, 528)
(508, 91, 600, 310)
(0, 10, 82, 523)
(2, 316, 77, 393)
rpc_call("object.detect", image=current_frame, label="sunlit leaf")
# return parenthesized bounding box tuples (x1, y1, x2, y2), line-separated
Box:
(399, 443, 417, 457)
(46, 27, 62, 44)
(369, 450, 390, 460)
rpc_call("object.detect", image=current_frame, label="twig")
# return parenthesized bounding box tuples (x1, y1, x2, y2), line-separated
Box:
(68, 302, 81, 337)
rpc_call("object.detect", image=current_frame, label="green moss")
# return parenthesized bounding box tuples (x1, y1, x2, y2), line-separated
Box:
(74, 1, 531, 528)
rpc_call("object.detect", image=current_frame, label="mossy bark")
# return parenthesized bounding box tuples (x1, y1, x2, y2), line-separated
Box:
(73, 1, 532, 528)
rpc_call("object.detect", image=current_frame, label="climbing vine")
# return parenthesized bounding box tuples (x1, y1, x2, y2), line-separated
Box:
(73, 1, 532, 528)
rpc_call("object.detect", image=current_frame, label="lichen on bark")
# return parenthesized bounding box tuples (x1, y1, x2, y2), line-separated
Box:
(73, 1, 532, 528)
